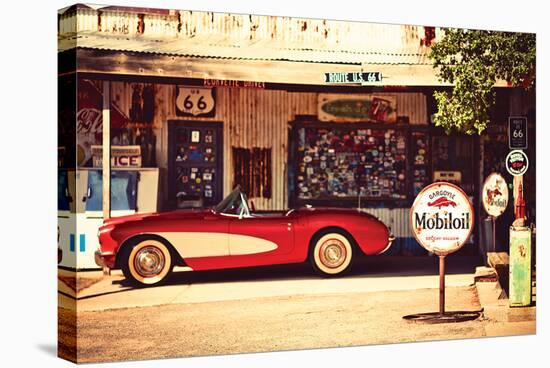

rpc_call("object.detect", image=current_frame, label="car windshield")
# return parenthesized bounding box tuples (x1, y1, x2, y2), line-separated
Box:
(214, 187, 250, 215)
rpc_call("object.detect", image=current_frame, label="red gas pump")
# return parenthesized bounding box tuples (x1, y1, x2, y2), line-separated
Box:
(515, 183, 526, 222)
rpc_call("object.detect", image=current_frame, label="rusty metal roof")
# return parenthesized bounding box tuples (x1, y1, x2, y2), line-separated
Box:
(59, 31, 432, 65)
(58, 5, 436, 66)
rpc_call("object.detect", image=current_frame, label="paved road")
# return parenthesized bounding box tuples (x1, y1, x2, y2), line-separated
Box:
(60, 285, 487, 363)
(59, 256, 480, 311)
(58, 256, 535, 363)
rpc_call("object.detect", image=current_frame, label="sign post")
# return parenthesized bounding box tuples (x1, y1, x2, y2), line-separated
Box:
(439, 255, 445, 315)
(404, 182, 480, 323)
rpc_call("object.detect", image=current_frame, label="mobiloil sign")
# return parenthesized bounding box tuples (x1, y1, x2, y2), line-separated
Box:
(411, 183, 474, 256)
(405, 181, 478, 322)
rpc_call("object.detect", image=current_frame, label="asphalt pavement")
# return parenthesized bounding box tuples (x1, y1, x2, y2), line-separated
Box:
(59, 255, 482, 311)
(57, 255, 536, 363)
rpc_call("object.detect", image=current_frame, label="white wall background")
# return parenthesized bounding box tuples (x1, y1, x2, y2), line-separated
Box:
(0, 1, 547, 368)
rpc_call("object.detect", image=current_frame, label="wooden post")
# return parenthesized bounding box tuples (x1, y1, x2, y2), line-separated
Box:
(102, 81, 111, 220)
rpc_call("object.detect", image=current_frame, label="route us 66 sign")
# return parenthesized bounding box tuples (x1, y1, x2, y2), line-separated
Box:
(176, 86, 215, 117)
(410, 182, 474, 256)
(508, 116, 527, 149)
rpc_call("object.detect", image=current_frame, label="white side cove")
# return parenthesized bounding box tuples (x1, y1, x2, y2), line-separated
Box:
(156, 232, 278, 258)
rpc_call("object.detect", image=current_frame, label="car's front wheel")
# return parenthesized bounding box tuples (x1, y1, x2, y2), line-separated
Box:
(310, 231, 354, 276)
(121, 239, 173, 286)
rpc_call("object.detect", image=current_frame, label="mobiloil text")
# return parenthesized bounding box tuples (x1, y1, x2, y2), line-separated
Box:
(414, 212, 470, 230)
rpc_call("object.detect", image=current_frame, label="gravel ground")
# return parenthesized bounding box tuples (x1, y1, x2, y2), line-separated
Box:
(59, 285, 490, 363)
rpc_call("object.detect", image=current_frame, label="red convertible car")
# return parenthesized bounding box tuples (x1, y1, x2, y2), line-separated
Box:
(95, 186, 394, 286)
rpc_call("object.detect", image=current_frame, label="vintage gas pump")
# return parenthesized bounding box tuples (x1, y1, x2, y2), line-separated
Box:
(507, 150, 532, 307)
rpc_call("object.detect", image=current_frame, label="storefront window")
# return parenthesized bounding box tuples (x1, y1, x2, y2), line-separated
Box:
(85, 170, 138, 211)
(292, 125, 408, 202)
(168, 121, 223, 209)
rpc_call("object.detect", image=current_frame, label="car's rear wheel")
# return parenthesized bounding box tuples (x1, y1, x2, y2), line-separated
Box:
(310, 231, 354, 276)
(121, 239, 173, 286)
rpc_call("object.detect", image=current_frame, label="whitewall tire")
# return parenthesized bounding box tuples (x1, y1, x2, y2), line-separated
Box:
(122, 239, 173, 286)
(310, 232, 354, 276)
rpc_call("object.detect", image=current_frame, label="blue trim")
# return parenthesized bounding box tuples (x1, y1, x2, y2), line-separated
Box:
(79, 234, 86, 252)
(69, 234, 75, 252)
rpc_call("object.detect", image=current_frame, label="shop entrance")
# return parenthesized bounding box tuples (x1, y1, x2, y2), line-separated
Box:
(168, 121, 223, 209)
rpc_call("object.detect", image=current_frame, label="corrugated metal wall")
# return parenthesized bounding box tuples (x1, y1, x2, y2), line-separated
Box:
(359, 208, 410, 238)
(109, 82, 426, 211)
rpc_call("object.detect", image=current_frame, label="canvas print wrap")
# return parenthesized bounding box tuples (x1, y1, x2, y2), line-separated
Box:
(58, 3, 536, 363)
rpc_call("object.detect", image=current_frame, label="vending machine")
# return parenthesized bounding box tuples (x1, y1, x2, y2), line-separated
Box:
(58, 167, 159, 270)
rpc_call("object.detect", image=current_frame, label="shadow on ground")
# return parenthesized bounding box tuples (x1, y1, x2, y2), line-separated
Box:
(36, 344, 57, 357)
(113, 255, 484, 288)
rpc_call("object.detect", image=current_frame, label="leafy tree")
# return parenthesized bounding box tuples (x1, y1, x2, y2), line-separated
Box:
(429, 29, 535, 134)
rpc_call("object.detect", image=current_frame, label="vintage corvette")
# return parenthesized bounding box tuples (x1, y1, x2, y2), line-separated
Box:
(95, 186, 394, 286)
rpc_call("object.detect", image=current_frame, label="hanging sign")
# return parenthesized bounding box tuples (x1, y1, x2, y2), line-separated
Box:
(410, 182, 474, 256)
(324, 72, 383, 84)
(91, 145, 142, 168)
(505, 150, 529, 176)
(508, 116, 528, 149)
(76, 80, 130, 166)
(176, 87, 216, 117)
(318, 94, 397, 123)
(482, 173, 509, 217)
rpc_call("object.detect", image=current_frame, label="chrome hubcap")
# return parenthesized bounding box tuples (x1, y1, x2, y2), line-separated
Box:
(134, 246, 165, 277)
(319, 239, 347, 268)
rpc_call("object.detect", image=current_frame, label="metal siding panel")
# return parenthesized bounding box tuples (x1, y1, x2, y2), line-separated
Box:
(360, 208, 410, 238)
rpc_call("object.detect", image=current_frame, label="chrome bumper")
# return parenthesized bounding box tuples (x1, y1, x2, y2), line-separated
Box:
(94, 249, 115, 268)
(94, 250, 105, 267)
(378, 234, 396, 255)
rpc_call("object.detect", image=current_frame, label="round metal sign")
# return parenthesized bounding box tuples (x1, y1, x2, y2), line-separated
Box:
(505, 150, 529, 176)
(410, 182, 474, 256)
(482, 173, 509, 218)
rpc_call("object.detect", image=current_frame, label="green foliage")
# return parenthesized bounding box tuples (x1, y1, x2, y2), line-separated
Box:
(429, 29, 536, 135)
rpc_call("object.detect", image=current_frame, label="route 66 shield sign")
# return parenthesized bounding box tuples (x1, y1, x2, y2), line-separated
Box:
(176, 87, 216, 117)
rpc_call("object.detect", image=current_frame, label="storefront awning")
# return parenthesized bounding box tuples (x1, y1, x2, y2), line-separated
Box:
(57, 5, 508, 87)
(59, 32, 447, 86)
